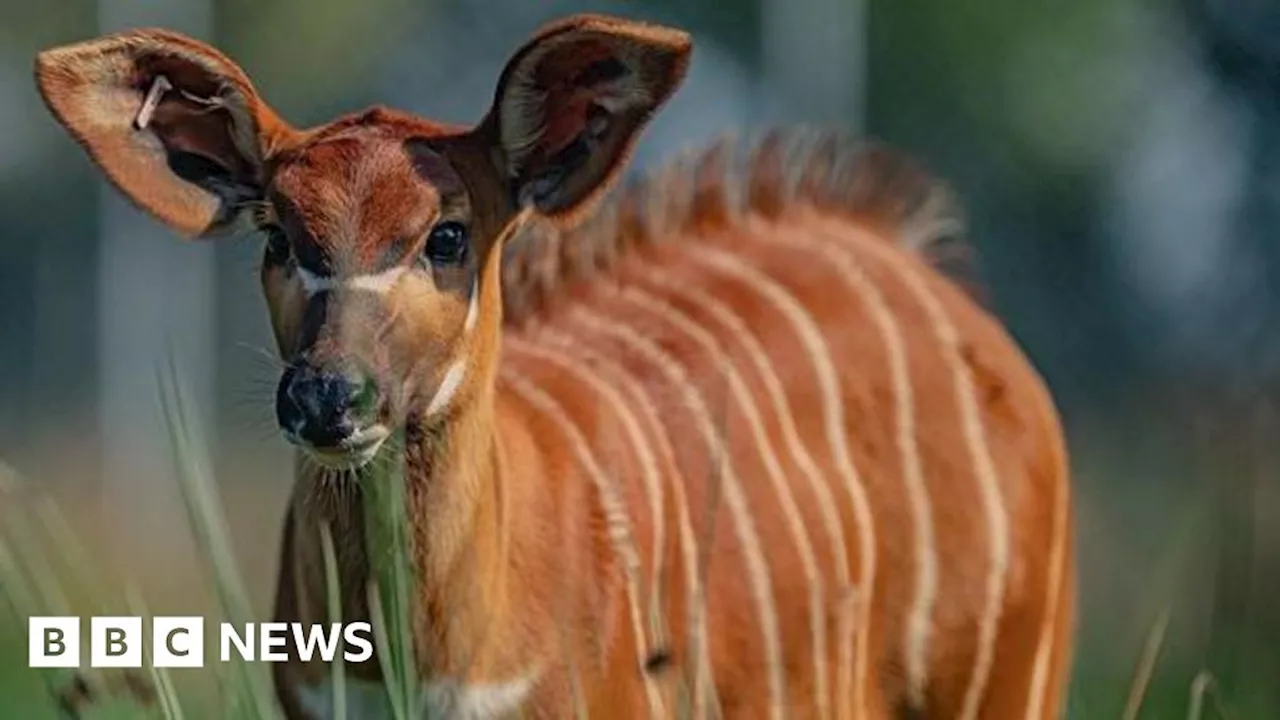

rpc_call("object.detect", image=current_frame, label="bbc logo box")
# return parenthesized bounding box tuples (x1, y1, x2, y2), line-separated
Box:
(29, 616, 373, 668)
(28, 617, 80, 668)
(29, 616, 204, 668)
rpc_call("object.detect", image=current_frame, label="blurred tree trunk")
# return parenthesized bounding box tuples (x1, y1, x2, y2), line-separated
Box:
(96, 0, 215, 595)
(760, 0, 864, 127)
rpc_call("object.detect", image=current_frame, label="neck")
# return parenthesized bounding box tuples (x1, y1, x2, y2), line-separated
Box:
(290, 389, 521, 685)
(310, 234, 527, 680)
(283, 220, 551, 686)
(401, 377, 508, 675)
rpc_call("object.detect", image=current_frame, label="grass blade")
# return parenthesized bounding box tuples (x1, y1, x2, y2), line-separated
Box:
(126, 588, 184, 720)
(320, 522, 347, 720)
(366, 582, 409, 720)
(1122, 606, 1172, 720)
(156, 352, 275, 719)
(360, 431, 418, 716)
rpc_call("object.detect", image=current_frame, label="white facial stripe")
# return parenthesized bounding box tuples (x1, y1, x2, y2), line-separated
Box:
(293, 267, 474, 419)
(347, 267, 407, 293)
(296, 267, 408, 295)
(298, 269, 479, 336)
(425, 358, 467, 417)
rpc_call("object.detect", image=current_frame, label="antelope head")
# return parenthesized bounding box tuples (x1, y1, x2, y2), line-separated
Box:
(36, 15, 691, 469)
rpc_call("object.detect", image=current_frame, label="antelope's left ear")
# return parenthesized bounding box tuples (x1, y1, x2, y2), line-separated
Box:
(482, 14, 691, 222)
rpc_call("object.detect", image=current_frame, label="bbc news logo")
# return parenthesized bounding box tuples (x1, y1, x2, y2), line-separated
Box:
(29, 617, 374, 668)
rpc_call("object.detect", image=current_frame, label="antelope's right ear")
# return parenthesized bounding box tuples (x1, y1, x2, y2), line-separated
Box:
(34, 30, 297, 237)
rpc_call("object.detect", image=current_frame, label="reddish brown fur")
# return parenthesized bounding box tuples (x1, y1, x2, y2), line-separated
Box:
(35, 14, 1074, 720)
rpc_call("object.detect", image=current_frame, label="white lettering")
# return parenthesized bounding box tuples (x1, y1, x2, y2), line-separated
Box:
(220, 623, 255, 662)
(260, 622, 289, 662)
(292, 623, 342, 662)
(343, 622, 374, 663)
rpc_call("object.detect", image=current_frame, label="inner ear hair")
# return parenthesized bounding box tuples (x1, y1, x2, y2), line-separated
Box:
(500, 35, 660, 180)
(491, 16, 692, 220)
(516, 106, 612, 208)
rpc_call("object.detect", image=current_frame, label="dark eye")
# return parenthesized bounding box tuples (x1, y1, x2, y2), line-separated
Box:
(424, 221, 468, 265)
(263, 225, 292, 266)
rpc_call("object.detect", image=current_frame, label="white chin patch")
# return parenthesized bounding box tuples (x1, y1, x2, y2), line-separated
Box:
(303, 425, 390, 471)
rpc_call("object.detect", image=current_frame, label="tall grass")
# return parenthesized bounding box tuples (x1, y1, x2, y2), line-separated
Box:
(318, 523, 347, 720)
(158, 355, 276, 719)
(358, 428, 420, 718)
(0, 355, 423, 718)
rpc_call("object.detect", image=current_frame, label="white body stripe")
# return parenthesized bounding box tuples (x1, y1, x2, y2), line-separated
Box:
(757, 219, 936, 709)
(502, 370, 659, 718)
(620, 285, 830, 720)
(1025, 441, 1070, 720)
(571, 306, 787, 720)
(533, 327, 719, 719)
(634, 266, 851, 601)
(687, 240, 878, 719)
(832, 219, 1010, 720)
(503, 336, 666, 715)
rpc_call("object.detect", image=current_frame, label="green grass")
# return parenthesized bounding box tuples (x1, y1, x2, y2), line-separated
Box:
(359, 428, 421, 719)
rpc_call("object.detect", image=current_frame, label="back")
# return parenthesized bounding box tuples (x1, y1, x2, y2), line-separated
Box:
(496, 132, 1075, 719)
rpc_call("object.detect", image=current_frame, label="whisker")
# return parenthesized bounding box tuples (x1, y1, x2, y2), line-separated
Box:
(246, 422, 284, 447)
(235, 341, 287, 370)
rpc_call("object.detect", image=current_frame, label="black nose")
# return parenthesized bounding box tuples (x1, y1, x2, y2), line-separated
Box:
(276, 364, 372, 448)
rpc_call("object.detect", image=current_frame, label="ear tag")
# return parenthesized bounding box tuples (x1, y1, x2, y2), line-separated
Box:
(134, 74, 173, 130)
(134, 75, 228, 131)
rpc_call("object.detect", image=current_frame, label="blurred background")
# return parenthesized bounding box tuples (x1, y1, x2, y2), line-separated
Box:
(1, 0, 1278, 716)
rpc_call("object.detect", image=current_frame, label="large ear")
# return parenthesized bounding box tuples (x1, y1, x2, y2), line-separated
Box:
(34, 29, 296, 237)
(483, 14, 691, 222)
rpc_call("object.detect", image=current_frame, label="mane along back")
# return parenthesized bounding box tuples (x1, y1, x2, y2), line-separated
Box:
(500, 128, 975, 327)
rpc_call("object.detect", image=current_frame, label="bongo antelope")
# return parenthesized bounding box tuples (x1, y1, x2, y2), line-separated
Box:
(36, 13, 1075, 719)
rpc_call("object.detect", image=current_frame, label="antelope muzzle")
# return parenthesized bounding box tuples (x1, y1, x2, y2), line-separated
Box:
(275, 361, 388, 469)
